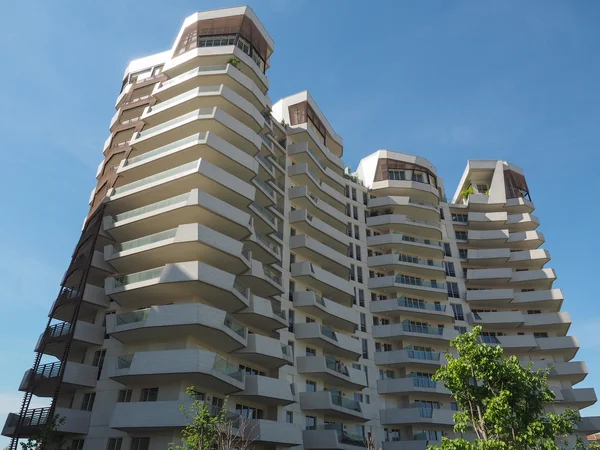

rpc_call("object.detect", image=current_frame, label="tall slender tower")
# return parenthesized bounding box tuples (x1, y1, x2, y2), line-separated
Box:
(3, 6, 599, 450)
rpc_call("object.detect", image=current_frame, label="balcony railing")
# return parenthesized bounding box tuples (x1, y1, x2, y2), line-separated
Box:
(251, 202, 276, 224)
(396, 253, 444, 268)
(271, 302, 286, 320)
(150, 87, 218, 114)
(127, 134, 203, 166)
(479, 336, 501, 344)
(395, 275, 446, 290)
(213, 355, 244, 381)
(404, 217, 439, 227)
(307, 147, 327, 170)
(411, 377, 437, 388)
(117, 354, 133, 369)
(14, 408, 52, 428)
(408, 198, 439, 210)
(321, 325, 337, 341)
(281, 344, 294, 358)
(397, 297, 446, 312)
(223, 317, 247, 338)
(160, 65, 227, 90)
(114, 267, 164, 288)
(35, 362, 61, 379)
(47, 322, 72, 339)
(255, 231, 279, 254)
(325, 356, 349, 376)
(402, 322, 444, 336)
(263, 265, 282, 285)
(254, 177, 275, 197)
(330, 393, 361, 412)
(322, 424, 365, 446)
(112, 161, 198, 195)
(114, 193, 190, 222)
(113, 228, 177, 255)
(256, 154, 274, 171)
(407, 350, 441, 361)
(233, 280, 249, 299)
(137, 109, 212, 140)
(116, 309, 149, 325)
(394, 233, 444, 247)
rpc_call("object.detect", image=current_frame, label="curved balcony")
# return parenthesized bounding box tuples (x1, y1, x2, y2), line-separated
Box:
(153, 64, 270, 113)
(511, 289, 564, 311)
(374, 349, 444, 369)
(291, 262, 354, 304)
(288, 185, 347, 232)
(466, 212, 507, 230)
(368, 253, 445, 279)
(239, 259, 283, 298)
(19, 361, 97, 397)
(293, 291, 358, 333)
(290, 234, 350, 278)
(107, 348, 244, 393)
(106, 303, 247, 351)
(299, 391, 366, 422)
(370, 297, 453, 322)
(103, 189, 252, 242)
(233, 375, 295, 406)
(369, 275, 447, 300)
(233, 333, 293, 369)
(555, 387, 596, 409)
(466, 248, 550, 269)
(287, 142, 345, 193)
(235, 294, 287, 332)
(505, 197, 535, 214)
(288, 125, 344, 173)
(466, 268, 512, 286)
(534, 336, 579, 360)
(380, 407, 454, 427)
(509, 268, 556, 290)
(303, 426, 368, 450)
(105, 223, 251, 273)
(506, 213, 540, 231)
(289, 209, 349, 254)
(248, 201, 277, 234)
(143, 85, 264, 132)
(35, 321, 104, 359)
(105, 261, 250, 312)
(465, 288, 514, 307)
(252, 176, 276, 206)
(506, 231, 545, 250)
(367, 233, 444, 259)
(369, 179, 440, 204)
(467, 229, 509, 248)
(120, 132, 258, 185)
(297, 356, 367, 390)
(288, 163, 346, 210)
(50, 284, 108, 323)
(576, 416, 600, 434)
(368, 196, 440, 223)
(527, 360, 589, 384)
(2, 408, 91, 438)
(367, 215, 441, 240)
(108, 158, 255, 213)
(295, 322, 362, 360)
(521, 312, 571, 334)
(373, 323, 458, 346)
(377, 377, 450, 396)
(130, 107, 263, 156)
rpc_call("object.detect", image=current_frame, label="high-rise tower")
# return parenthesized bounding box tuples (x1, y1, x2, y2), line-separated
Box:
(3, 7, 599, 450)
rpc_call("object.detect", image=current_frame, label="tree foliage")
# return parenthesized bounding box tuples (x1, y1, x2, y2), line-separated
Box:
(429, 326, 584, 450)
(169, 387, 254, 450)
(20, 414, 66, 450)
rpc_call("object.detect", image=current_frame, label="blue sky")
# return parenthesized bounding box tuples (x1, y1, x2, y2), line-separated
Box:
(1, 0, 599, 443)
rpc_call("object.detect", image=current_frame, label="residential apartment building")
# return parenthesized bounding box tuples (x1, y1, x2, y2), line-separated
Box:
(3, 6, 599, 450)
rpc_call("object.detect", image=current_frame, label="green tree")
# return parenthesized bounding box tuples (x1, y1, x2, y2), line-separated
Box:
(429, 326, 584, 450)
(169, 387, 254, 450)
(20, 414, 66, 450)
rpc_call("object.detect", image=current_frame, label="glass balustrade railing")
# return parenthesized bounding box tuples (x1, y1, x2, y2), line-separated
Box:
(281, 344, 293, 358)
(160, 65, 227, 90)
(256, 154, 274, 172)
(404, 216, 440, 227)
(114, 192, 190, 222)
(263, 265, 282, 285)
(402, 322, 444, 336)
(394, 275, 446, 290)
(395, 233, 444, 247)
(271, 302, 286, 320)
(233, 280, 249, 299)
(149, 86, 219, 113)
(320, 326, 337, 341)
(112, 161, 198, 195)
(407, 350, 441, 361)
(113, 228, 177, 255)
(114, 267, 164, 288)
(411, 377, 438, 388)
(116, 308, 150, 326)
(395, 253, 444, 268)
(117, 354, 134, 369)
(397, 296, 446, 312)
(320, 424, 365, 446)
(213, 355, 244, 381)
(127, 134, 203, 166)
(251, 202, 276, 224)
(254, 177, 275, 197)
(223, 317, 247, 338)
(325, 356, 349, 376)
(330, 393, 361, 412)
(254, 231, 279, 255)
(408, 198, 439, 210)
(137, 109, 213, 139)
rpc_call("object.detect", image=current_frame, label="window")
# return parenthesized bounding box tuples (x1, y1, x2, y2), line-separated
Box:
(288, 340, 294, 360)
(131, 438, 150, 450)
(357, 267, 363, 283)
(354, 393, 363, 403)
(477, 184, 489, 192)
(363, 192, 368, 205)
(306, 380, 316, 392)
(348, 244, 354, 259)
(286, 411, 293, 423)
(346, 204, 351, 217)
(345, 185, 350, 198)
(288, 309, 295, 332)
(140, 388, 158, 402)
(92, 350, 106, 367)
(117, 389, 132, 403)
(445, 262, 456, 277)
(190, 390, 205, 401)
(288, 280, 295, 301)
(71, 440, 85, 450)
(440, 208, 445, 220)
(451, 303, 464, 321)
(107, 439, 122, 450)
(306, 347, 316, 356)
(412, 172, 424, 182)
(527, 310, 542, 314)
(358, 289, 365, 307)
(447, 282, 460, 299)
(443, 243, 451, 257)
(352, 187, 357, 201)
(362, 338, 369, 359)
(534, 332, 549, 338)
(306, 416, 316, 430)
(354, 225, 360, 239)
(350, 264, 355, 281)
(352, 363, 362, 370)
(353, 206, 359, 220)
(388, 170, 405, 180)
(522, 288, 535, 292)
(387, 429, 400, 442)
(81, 393, 95, 411)
(451, 402, 459, 411)
(347, 222, 353, 237)
(459, 248, 468, 259)
(451, 213, 468, 223)
(356, 245, 362, 261)
(360, 313, 367, 332)
(239, 364, 266, 376)
(455, 231, 468, 240)
(235, 403, 264, 420)
(454, 326, 467, 334)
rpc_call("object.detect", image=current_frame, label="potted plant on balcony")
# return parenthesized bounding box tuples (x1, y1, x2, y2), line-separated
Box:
(228, 57, 241, 68)
(460, 185, 474, 200)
